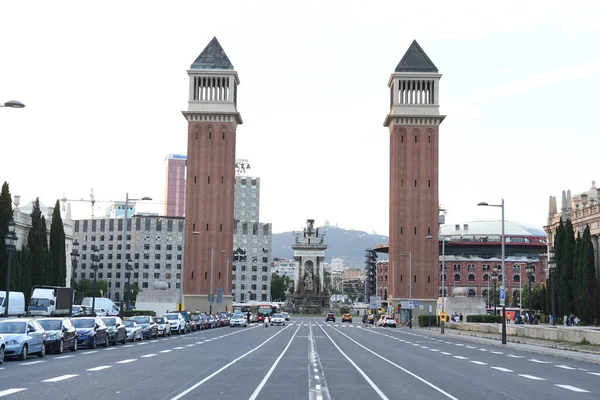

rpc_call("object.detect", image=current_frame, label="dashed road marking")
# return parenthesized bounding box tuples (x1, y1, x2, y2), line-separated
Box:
(0, 389, 27, 397)
(42, 374, 78, 383)
(116, 359, 137, 364)
(54, 355, 75, 359)
(518, 374, 545, 381)
(87, 365, 111, 371)
(491, 367, 513, 373)
(19, 360, 45, 366)
(160, 350, 173, 353)
(173, 346, 185, 350)
(490, 351, 503, 355)
(555, 365, 576, 370)
(82, 351, 98, 354)
(529, 359, 550, 364)
(453, 356, 468, 360)
(470, 361, 487, 365)
(141, 354, 157, 358)
(440, 352, 452, 355)
(587, 372, 600, 376)
(507, 354, 523, 358)
(555, 384, 590, 393)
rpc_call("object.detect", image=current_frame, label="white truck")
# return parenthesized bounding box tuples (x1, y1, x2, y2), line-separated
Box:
(28, 286, 74, 317)
(0, 291, 26, 317)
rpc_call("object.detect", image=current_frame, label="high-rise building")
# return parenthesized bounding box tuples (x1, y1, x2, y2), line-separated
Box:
(182, 37, 242, 312)
(384, 40, 445, 313)
(164, 154, 187, 217)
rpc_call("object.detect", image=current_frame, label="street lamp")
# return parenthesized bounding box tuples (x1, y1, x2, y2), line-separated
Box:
(70, 240, 80, 314)
(548, 248, 556, 325)
(478, 199, 507, 344)
(91, 245, 100, 316)
(119, 193, 152, 318)
(526, 260, 535, 324)
(219, 250, 229, 312)
(427, 232, 446, 334)
(1, 100, 25, 108)
(3, 219, 18, 317)
(492, 269, 498, 316)
(125, 262, 133, 311)
(399, 252, 412, 329)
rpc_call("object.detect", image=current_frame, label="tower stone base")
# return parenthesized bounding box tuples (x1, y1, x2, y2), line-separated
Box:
(291, 292, 330, 314)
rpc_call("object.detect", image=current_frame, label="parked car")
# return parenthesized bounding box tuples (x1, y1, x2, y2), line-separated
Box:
(154, 317, 171, 337)
(270, 313, 286, 326)
(130, 316, 158, 339)
(325, 313, 336, 322)
(73, 317, 109, 349)
(171, 311, 191, 333)
(342, 313, 353, 323)
(81, 297, 120, 316)
(71, 305, 84, 316)
(123, 320, 143, 341)
(0, 318, 47, 360)
(229, 313, 247, 328)
(101, 316, 127, 345)
(383, 316, 397, 328)
(164, 313, 187, 334)
(281, 312, 290, 321)
(0, 334, 4, 364)
(192, 315, 202, 330)
(37, 317, 78, 353)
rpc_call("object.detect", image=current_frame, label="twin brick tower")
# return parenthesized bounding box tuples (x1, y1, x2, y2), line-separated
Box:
(182, 38, 443, 312)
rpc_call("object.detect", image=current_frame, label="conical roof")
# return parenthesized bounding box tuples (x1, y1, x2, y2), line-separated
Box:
(395, 40, 438, 73)
(191, 37, 234, 70)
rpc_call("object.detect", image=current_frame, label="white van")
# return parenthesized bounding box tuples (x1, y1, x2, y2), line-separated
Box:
(81, 297, 120, 316)
(0, 291, 25, 317)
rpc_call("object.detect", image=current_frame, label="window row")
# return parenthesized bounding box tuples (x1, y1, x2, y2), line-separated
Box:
(439, 273, 536, 283)
(75, 219, 184, 233)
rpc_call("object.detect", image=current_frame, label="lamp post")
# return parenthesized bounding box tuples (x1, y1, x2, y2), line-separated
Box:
(219, 250, 228, 312)
(478, 199, 507, 344)
(119, 193, 152, 318)
(427, 231, 446, 334)
(70, 240, 80, 314)
(517, 264, 522, 315)
(125, 263, 133, 311)
(3, 219, 18, 317)
(526, 260, 535, 324)
(1, 100, 25, 108)
(492, 270, 498, 315)
(91, 245, 99, 316)
(399, 252, 412, 329)
(548, 248, 557, 325)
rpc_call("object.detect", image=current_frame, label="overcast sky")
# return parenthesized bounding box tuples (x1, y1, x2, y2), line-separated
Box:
(1, 1, 599, 235)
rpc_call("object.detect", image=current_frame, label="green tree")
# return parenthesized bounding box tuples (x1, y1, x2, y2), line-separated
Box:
(563, 219, 576, 313)
(28, 198, 50, 286)
(10, 249, 22, 291)
(270, 273, 287, 302)
(49, 199, 67, 286)
(579, 225, 597, 324)
(20, 247, 33, 307)
(75, 278, 108, 298)
(0, 182, 13, 289)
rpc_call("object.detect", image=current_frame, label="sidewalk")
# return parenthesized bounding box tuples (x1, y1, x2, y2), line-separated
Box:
(414, 325, 600, 365)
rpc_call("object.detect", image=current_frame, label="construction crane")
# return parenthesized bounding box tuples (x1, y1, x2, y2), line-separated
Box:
(61, 189, 101, 219)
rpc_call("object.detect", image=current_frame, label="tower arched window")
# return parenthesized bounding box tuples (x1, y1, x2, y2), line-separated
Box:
(513, 274, 520, 283)
(453, 273, 461, 282)
(440, 273, 447, 282)
(482, 273, 489, 282)
(468, 273, 475, 282)
(468, 289, 476, 297)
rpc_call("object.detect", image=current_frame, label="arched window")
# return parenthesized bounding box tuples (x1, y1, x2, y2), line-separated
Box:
(512, 264, 521, 273)
(468, 289, 476, 297)
(481, 289, 488, 298)
(513, 274, 520, 283)
(529, 275, 536, 283)
(468, 273, 475, 282)
(439, 288, 448, 297)
(453, 273, 461, 282)
(384, 289, 388, 299)
(498, 274, 503, 282)
(453, 264, 461, 271)
(482, 273, 489, 282)
(440, 274, 447, 282)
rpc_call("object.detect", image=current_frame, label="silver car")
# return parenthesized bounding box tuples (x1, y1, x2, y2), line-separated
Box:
(0, 319, 47, 360)
(0, 334, 5, 364)
(123, 320, 143, 341)
(229, 313, 247, 327)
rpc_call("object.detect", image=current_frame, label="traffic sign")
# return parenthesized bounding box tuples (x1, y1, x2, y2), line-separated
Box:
(428, 304, 432, 313)
(499, 289, 506, 306)
(217, 288, 223, 304)
(413, 301, 419, 307)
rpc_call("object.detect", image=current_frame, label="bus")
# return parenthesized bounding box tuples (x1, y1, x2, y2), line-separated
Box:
(232, 301, 279, 323)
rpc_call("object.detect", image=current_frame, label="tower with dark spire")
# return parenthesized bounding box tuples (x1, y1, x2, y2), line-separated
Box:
(385, 40, 445, 314)
(182, 37, 242, 312)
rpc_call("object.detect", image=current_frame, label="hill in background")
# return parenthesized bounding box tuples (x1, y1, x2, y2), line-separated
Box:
(272, 226, 389, 268)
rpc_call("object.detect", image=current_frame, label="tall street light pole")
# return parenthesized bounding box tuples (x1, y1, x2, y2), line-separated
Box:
(70, 240, 80, 315)
(91, 245, 99, 316)
(518, 264, 522, 315)
(209, 248, 214, 315)
(478, 199, 507, 344)
(219, 250, 227, 312)
(399, 252, 412, 329)
(3, 219, 18, 317)
(526, 261, 535, 324)
(119, 193, 151, 318)
(548, 247, 557, 325)
(492, 270, 498, 315)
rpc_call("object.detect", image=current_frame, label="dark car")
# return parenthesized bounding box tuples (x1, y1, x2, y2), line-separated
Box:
(101, 316, 127, 345)
(37, 317, 78, 354)
(325, 313, 336, 322)
(73, 317, 109, 349)
(130, 316, 158, 339)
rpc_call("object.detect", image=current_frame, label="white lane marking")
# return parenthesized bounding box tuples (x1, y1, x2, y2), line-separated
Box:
(491, 351, 503, 354)
(554, 384, 590, 393)
(454, 344, 464, 347)
(555, 365, 576, 370)
(185, 344, 195, 347)
(421, 346, 429, 349)
(87, 365, 112, 371)
(141, 354, 157, 358)
(529, 359, 550, 364)
(169, 324, 292, 400)
(318, 325, 389, 400)
(466, 346, 477, 349)
(440, 352, 452, 355)
(0, 389, 27, 396)
(195, 342, 203, 345)
(160, 350, 172, 353)
(453, 356, 468, 360)
(478, 348, 487, 351)
(116, 359, 137, 364)
(491, 367, 513, 372)
(507, 354, 523, 358)
(347, 327, 460, 400)
(519, 374, 545, 381)
(470, 361, 487, 365)
(587, 372, 600, 376)
(122, 345, 133, 348)
(104, 348, 116, 351)
(173, 346, 185, 350)
(429, 349, 440, 352)
(82, 350, 98, 355)
(137, 342, 148, 345)
(19, 360, 45, 366)
(53, 355, 75, 359)
(315, 376, 320, 380)
(314, 368, 318, 372)
(42, 374, 79, 383)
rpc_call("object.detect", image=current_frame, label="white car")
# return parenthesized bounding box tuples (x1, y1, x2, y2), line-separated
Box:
(270, 313, 286, 326)
(154, 317, 171, 337)
(0, 334, 5, 364)
(229, 314, 247, 327)
(163, 313, 186, 334)
(123, 320, 143, 341)
(383, 317, 397, 328)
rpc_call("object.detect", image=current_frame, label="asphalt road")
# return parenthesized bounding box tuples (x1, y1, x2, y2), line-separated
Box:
(1, 317, 599, 399)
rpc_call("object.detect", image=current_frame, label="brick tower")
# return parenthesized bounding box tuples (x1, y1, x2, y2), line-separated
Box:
(384, 40, 445, 317)
(182, 37, 242, 313)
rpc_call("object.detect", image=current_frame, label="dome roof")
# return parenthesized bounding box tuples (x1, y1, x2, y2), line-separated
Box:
(17, 200, 53, 219)
(441, 220, 546, 238)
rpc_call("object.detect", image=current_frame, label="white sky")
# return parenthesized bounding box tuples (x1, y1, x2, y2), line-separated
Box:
(1, 1, 599, 235)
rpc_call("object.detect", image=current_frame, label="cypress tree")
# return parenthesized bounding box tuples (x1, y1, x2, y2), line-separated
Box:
(20, 246, 32, 307)
(49, 200, 66, 286)
(572, 231, 582, 317)
(563, 219, 576, 314)
(0, 182, 13, 289)
(581, 225, 597, 324)
(28, 198, 48, 286)
(10, 250, 22, 291)
(554, 219, 565, 317)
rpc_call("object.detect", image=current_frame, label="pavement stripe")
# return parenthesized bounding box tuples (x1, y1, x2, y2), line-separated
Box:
(440, 352, 452, 355)
(453, 356, 468, 360)
(465, 345, 477, 349)
(478, 348, 487, 351)
(554, 385, 590, 393)
(82, 350, 98, 355)
(507, 354, 523, 358)
(19, 360, 45, 366)
(0, 389, 27, 397)
(116, 359, 137, 364)
(454, 344, 464, 347)
(529, 359, 550, 364)
(160, 350, 173, 353)
(490, 351, 503, 354)
(141, 354, 157, 358)
(173, 346, 185, 350)
(42, 374, 79, 382)
(518, 374, 545, 381)
(87, 366, 112, 371)
(555, 365, 576, 370)
(491, 367, 513, 373)
(470, 361, 487, 365)
(122, 345, 133, 348)
(429, 349, 440, 352)
(587, 372, 600, 376)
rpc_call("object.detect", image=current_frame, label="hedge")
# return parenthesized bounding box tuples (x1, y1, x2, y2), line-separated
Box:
(123, 310, 155, 317)
(466, 314, 503, 323)
(418, 315, 440, 327)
